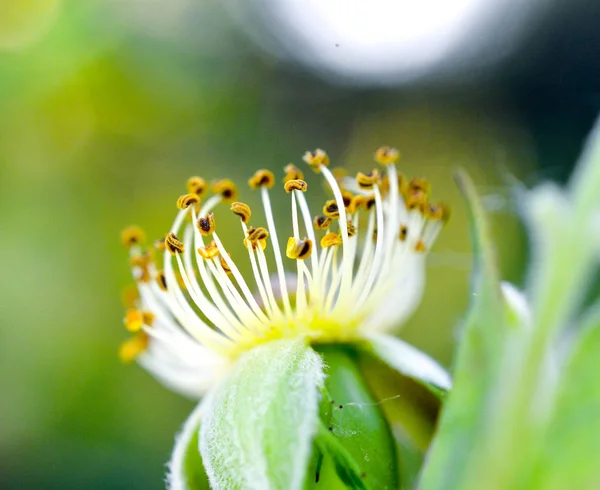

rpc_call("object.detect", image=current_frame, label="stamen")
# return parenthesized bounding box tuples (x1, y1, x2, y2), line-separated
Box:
(121, 226, 145, 248)
(346, 220, 357, 237)
(323, 200, 340, 218)
(176, 193, 201, 210)
(409, 177, 431, 196)
(314, 215, 332, 230)
(286, 237, 313, 260)
(321, 232, 342, 248)
(154, 236, 166, 250)
(212, 179, 238, 201)
(284, 179, 308, 193)
(230, 202, 252, 223)
(303, 149, 330, 172)
(165, 233, 185, 255)
(415, 240, 427, 252)
(119, 332, 149, 364)
(156, 270, 168, 291)
(356, 170, 381, 190)
(374, 146, 400, 165)
(220, 254, 232, 273)
(283, 163, 304, 182)
(197, 213, 216, 236)
(198, 242, 220, 259)
(187, 176, 207, 196)
(248, 170, 276, 189)
(399, 225, 408, 241)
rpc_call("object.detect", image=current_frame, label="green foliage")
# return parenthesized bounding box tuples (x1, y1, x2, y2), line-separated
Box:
(312, 347, 399, 490)
(420, 121, 600, 490)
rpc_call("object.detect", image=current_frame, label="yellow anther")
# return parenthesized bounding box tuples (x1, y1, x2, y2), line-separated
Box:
(286, 237, 313, 260)
(351, 195, 376, 212)
(415, 240, 427, 253)
(220, 254, 232, 274)
(124, 309, 155, 332)
(303, 149, 330, 172)
(244, 227, 269, 251)
(197, 213, 216, 236)
(314, 215, 332, 230)
(399, 225, 408, 241)
(154, 236, 166, 250)
(284, 179, 308, 193)
(426, 202, 451, 222)
(323, 199, 340, 218)
(156, 270, 168, 291)
(121, 284, 140, 308)
(187, 176, 207, 196)
(341, 190, 354, 209)
(165, 232, 184, 254)
(197, 242, 220, 260)
(283, 163, 304, 182)
(177, 193, 201, 210)
(346, 220, 357, 237)
(372, 227, 378, 242)
(248, 169, 275, 189)
(409, 177, 431, 196)
(405, 191, 427, 211)
(356, 169, 381, 190)
(374, 146, 400, 165)
(129, 250, 153, 282)
(230, 202, 251, 223)
(247, 227, 269, 241)
(320, 232, 342, 248)
(212, 179, 238, 201)
(119, 332, 149, 364)
(121, 226, 146, 248)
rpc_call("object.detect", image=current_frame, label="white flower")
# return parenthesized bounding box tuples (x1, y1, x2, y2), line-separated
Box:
(119, 147, 451, 397)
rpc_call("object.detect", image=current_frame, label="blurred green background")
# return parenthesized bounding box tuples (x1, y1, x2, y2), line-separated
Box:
(0, 0, 598, 488)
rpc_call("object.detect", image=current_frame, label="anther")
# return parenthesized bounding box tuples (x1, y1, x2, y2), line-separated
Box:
(323, 200, 340, 218)
(230, 202, 251, 223)
(212, 179, 238, 201)
(399, 225, 408, 241)
(415, 240, 427, 253)
(283, 163, 304, 182)
(284, 179, 308, 193)
(314, 215, 332, 230)
(197, 242, 220, 260)
(248, 169, 275, 189)
(119, 332, 149, 364)
(220, 254, 232, 274)
(351, 195, 376, 212)
(320, 232, 342, 248)
(346, 220, 357, 237)
(156, 270, 168, 291)
(154, 236, 166, 250)
(121, 226, 146, 248)
(405, 191, 427, 211)
(244, 227, 269, 251)
(187, 176, 207, 196)
(124, 309, 143, 332)
(356, 169, 380, 190)
(303, 149, 330, 172)
(374, 146, 400, 165)
(177, 193, 201, 210)
(286, 237, 313, 260)
(409, 177, 431, 196)
(197, 213, 216, 236)
(165, 232, 185, 254)
(341, 190, 354, 209)
(426, 202, 451, 222)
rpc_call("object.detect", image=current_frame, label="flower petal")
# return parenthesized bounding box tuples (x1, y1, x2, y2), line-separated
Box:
(363, 333, 452, 391)
(199, 339, 325, 490)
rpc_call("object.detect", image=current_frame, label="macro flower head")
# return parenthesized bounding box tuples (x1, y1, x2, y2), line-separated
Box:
(119, 146, 453, 488)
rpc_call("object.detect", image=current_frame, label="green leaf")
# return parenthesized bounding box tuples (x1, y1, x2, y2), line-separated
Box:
(527, 305, 600, 490)
(315, 346, 398, 490)
(362, 333, 452, 393)
(314, 422, 369, 490)
(200, 339, 324, 490)
(167, 399, 211, 490)
(418, 170, 517, 489)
